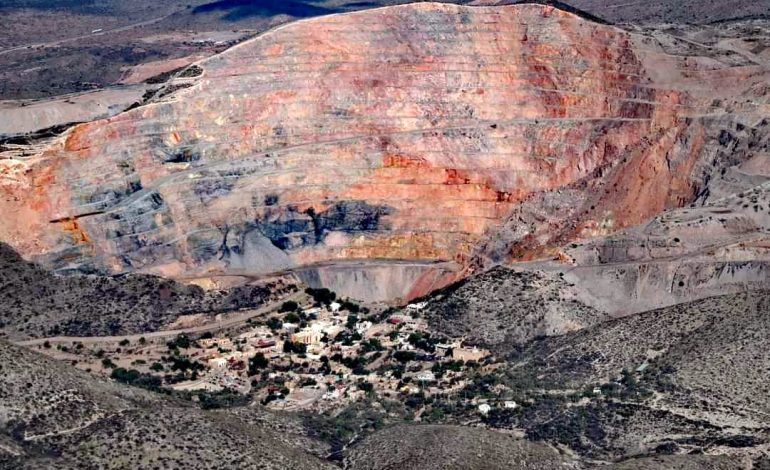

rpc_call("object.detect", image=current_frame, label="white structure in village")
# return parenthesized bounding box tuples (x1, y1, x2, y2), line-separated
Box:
(355, 320, 373, 335)
(407, 302, 427, 311)
(416, 370, 436, 382)
(303, 307, 321, 316)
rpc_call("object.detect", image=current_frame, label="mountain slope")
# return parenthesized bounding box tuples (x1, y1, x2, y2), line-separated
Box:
(484, 291, 770, 459)
(0, 242, 291, 339)
(345, 423, 579, 470)
(0, 339, 333, 469)
(423, 266, 607, 350)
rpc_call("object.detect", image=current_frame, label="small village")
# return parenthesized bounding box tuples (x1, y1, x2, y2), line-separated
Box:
(168, 288, 498, 413)
(36, 287, 522, 417)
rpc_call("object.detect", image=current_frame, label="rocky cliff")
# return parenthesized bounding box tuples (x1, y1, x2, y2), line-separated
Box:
(2, 2, 768, 300)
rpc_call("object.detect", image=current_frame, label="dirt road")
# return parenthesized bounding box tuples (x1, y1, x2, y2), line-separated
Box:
(15, 292, 302, 347)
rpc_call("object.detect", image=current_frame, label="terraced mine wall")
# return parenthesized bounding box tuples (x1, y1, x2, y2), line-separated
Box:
(2, 3, 769, 300)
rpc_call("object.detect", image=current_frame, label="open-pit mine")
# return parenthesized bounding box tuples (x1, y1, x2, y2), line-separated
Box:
(2, 2, 769, 304)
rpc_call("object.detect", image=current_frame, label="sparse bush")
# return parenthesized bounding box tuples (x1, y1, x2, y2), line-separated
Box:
(305, 287, 336, 305)
(283, 340, 307, 354)
(248, 353, 269, 376)
(279, 301, 299, 313)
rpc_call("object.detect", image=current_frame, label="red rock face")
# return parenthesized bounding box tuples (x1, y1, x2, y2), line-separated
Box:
(0, 3, 760, 295)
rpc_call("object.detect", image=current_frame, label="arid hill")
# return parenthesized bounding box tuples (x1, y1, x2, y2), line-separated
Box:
(0, 339, 334, 469)
(423, 266, 607, 349)
(0, 242, 292, 339)
(344, 423, 579, 470)
(486, 290, 770, 461)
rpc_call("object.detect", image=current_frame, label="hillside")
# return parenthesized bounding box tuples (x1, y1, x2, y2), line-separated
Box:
(345, 424, 579, 470)
(478, 291, 770, 460)
(346, 425, 754, 470)
(0, 339, 333, 469)
(6, 335, 760, 469)
(0, 242, 293, 339)
(423, 266, 607, 350)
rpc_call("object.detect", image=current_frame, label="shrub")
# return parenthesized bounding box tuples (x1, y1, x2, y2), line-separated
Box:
(301, 377, 317, 387)
(284, 312, 301, 323)
(283, 340, 307, 354)
(167, 356, 204, 373)
(248, 353, 269, 376)
(197, 389, 250, 410)
(393, 350, 416, 363)
(167, 334, 190, 350)
(111, 367, 162, 390)
(279, 301, 299, 313)
(305, 287, 336, 305)
(361, 338, 384, 353)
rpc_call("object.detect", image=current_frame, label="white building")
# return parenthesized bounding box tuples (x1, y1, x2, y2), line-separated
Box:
(504, 401, 518, 409)
(355, 321, 373, 334)
(208, 357, 228, 368)
(292, 327, 323, 345)
(478, 403, 492, 415)
(329, 301, 342, 313)
(415, 370, 436, 382)
(407, 302, 427, 311)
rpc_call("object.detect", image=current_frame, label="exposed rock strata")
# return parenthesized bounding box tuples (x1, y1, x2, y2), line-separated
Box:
(2, 3, 769, 299)
(524, 178, 770, 316)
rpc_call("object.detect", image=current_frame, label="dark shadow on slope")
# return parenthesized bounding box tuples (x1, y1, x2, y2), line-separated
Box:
(192, 0, 338, 21)
(502, 0, 612, 25)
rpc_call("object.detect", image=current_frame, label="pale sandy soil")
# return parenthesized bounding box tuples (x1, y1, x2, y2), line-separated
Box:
(0, 85, 149, 135)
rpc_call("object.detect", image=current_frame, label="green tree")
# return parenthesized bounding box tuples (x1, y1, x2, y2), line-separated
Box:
(305, 287, 336, 305)
(279, 300, 299, 312)
(248, 353, 269, 376)
(266, 317, 283, 330)
(284, 312, 301, 324)
(283, 340, 307, 354)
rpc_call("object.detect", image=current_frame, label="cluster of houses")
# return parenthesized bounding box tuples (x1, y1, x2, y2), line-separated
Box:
(162, 299, 494, 411)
